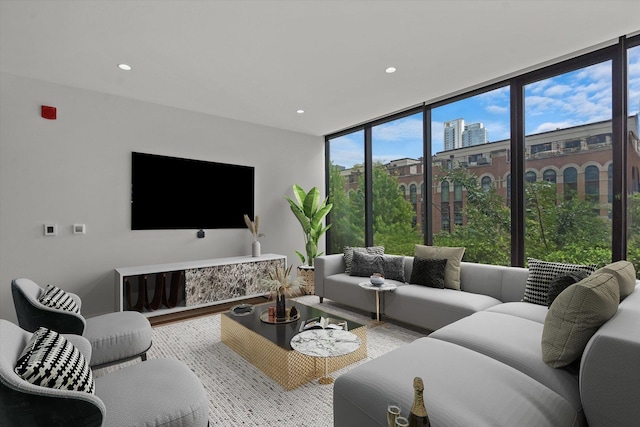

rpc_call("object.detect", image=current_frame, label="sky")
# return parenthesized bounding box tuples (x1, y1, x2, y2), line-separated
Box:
(331, 46, 640, 169)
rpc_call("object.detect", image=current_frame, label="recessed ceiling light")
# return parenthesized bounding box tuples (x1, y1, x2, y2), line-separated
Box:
(118, 63, 132, 71)
(296, 109, 305, 114)
(385, 67, 397, 74)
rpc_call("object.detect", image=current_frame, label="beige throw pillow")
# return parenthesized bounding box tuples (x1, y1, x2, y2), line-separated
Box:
(541, 271, 619, 368)
(414, 245, 465, 290)
(593, 260, 636, 301)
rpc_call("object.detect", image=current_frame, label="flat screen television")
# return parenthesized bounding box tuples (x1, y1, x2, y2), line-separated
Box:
(131, 152, 254, 230)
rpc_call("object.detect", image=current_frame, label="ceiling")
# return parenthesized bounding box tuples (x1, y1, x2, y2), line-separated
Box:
(1, 1, 639, 136)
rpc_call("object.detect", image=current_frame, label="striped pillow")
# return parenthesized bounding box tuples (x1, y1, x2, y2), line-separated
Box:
(14, 327, 95, 394)
(38, 284, 80, 313)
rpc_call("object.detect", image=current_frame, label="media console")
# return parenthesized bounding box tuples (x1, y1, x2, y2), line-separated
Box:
(114, 254, 286, 318)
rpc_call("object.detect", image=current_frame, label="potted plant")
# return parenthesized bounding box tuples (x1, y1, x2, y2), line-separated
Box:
(244, 214, 265, 257)
(285, 184, 332, 294)
(261, 264, 305, 321)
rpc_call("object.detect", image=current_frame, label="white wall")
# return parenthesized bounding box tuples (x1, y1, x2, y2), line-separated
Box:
(0, 73, 324, 323)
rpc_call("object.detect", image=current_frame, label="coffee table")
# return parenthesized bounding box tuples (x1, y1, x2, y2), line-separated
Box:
(221, 300, 367, 390)
(290, 329, 361, 384)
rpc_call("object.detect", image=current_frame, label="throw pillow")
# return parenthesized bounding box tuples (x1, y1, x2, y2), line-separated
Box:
(547, 270, 591, 307)
(15, 327, 95, 394)
(343, 246, 385, 274)
(523, 258, 597, 306)
(592, 260, 636, 301)
(38, 284, 80, 314)
(381, 255, 405, 282)
(541, 271, 619, 368)
(349, 250, 384, 277)
(414, 245, 465, 290)
(410, 258, 448, 288)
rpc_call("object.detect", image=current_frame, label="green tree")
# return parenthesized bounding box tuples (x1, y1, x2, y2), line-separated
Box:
(328, 163, 364, 253)
(328, 162, 421, 255)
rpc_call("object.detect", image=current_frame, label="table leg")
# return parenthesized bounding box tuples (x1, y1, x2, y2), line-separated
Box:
(375, 290, 381, 322)
(319, 357, 333, 384)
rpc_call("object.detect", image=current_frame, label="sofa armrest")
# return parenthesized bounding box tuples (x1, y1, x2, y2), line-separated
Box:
(63, 334, 93, 362)
(314, 254, 345, 297)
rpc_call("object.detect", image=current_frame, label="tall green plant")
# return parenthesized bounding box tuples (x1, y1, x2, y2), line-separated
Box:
(286, 184, 333, 267)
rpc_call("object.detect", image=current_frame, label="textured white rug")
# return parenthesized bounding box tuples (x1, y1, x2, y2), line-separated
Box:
(94, 296, 426, 426)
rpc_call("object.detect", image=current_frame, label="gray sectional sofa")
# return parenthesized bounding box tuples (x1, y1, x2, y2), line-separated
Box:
(314, 254, 640, 426)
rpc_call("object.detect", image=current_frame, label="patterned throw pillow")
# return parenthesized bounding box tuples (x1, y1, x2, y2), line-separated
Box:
(15, 327, 95, 394)
(547, 270, 591, 307)
(414, 245, 465, 290)
(541, 271, 619, 368)
(343, 246, 385, 274)
(410, 258, 448, 288)
(38, 284, 80, 313)
(524, 258, 597, 306)
(382, 255, 405, 282)
(349, 250, 384, 277)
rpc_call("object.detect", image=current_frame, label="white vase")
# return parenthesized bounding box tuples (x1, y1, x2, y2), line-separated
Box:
(252, 240, 261, 257)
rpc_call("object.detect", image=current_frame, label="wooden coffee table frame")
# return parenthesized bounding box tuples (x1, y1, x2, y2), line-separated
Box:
(221, 302, 367, 390)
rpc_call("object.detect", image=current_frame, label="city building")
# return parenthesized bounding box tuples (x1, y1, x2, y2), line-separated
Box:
(339, 115, 640, 235)
(462, 122, 488, 147)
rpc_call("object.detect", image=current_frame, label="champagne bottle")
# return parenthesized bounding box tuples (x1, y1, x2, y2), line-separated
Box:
(408, 377, 431, 427)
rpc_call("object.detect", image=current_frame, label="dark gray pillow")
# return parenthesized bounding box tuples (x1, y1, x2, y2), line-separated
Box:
(410, 258, 447, 288)
(382, 255, 405, 282)
(349, 250, 384, 277)
(343, 246, 385, 274)
(547, 270, 591, 307)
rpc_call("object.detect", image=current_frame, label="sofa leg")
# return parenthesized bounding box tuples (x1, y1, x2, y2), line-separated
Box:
(141, 353, 148, 362)
(370, 312, 377, 320)
(319, 296, 324, 303)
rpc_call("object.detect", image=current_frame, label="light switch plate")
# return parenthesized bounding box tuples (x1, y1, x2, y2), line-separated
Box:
(73, 224, 86, 234)
(44, 224, 57, 236)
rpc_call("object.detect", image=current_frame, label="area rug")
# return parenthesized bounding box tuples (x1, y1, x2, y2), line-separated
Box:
(93, 296, 427, 426)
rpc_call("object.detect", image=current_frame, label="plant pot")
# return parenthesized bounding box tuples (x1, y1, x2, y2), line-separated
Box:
(297, 265, 315, 295)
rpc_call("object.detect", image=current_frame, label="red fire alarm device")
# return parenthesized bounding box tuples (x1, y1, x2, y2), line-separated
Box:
(41, 105, 57, 120)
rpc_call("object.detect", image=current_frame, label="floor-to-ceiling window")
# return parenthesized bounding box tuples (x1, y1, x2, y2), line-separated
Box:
(325, 34, 639, 272)
(430, 86, 511, 265)
(326, 130, 365, 254)
(627, 43, 640, 272)
(370, 112, 425, 255)
(523, 61, 613, 266)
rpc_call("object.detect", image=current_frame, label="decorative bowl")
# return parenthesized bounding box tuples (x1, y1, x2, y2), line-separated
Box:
(370, 275, 385, 286)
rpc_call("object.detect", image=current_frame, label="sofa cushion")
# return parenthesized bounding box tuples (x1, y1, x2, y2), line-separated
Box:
(523, 258, 596, 306)
(343, 246, 384, 274)
(414, 245, 465, 290)
(547, 270, 591, 307)
(593, 260, 636, 301)
(431, 311, 581, 410)
(14, 327, 95, 393)
(334, 337, 583, 427)
(410, 258, 447, 288)
(38, 284, 81, 313)
(541, 271, 619, 368)
(484, 302, 548, 324)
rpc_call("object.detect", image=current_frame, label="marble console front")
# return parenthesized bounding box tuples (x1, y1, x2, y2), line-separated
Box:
(115, 254, 286, 317)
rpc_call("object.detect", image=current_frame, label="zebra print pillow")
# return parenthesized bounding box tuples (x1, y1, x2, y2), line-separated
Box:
(14, 327, 95, 394)
(38, 284, 80, 313)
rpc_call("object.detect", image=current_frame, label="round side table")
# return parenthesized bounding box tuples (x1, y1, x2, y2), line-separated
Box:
(290, 329, 361, 384)
(358, 282, 398, 322)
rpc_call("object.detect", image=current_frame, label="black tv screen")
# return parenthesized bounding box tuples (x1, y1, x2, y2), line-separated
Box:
(131, 152, 254, 230)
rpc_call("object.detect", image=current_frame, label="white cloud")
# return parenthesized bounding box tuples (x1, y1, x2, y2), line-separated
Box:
(544, 84, 572, 97)
(486, 104, 508, 114)
(372, 116, 423, 142)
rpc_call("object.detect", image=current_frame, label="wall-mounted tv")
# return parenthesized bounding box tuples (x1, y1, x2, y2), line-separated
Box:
(131, 152, 254, 230)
